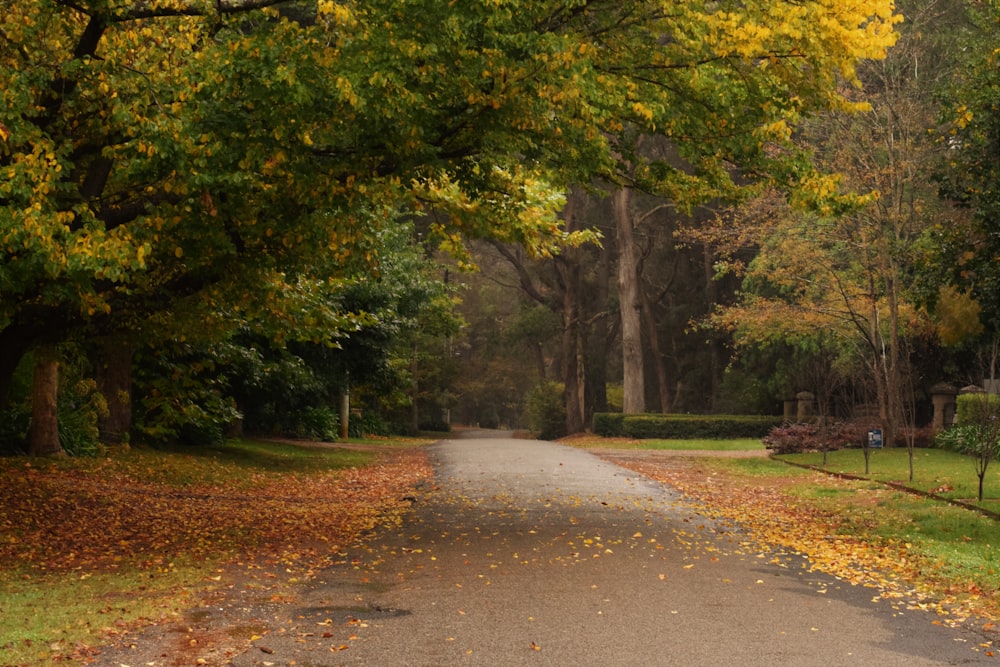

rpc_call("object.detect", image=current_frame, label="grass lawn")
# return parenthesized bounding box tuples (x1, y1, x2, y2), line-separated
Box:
(777, 447, 1000, 511)
(0, 437, 433, 667)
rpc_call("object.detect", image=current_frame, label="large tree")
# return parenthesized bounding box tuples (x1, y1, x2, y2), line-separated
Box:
(2, 0, 898, 449)
(935, 0, 1000, 358)
(706, 0, 972, 468)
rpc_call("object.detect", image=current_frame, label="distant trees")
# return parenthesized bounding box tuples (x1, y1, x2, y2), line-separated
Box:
(934, 0, 1000, 370)
(703, 0, 972, 450)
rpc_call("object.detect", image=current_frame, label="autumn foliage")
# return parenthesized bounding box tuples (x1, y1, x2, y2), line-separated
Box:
(606, 454, 1000, 628)
(0, 444, 433, 574)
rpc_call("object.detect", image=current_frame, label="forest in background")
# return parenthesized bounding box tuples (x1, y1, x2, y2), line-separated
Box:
(448, 0, 1000, 442)
(2, 0, 998, 452)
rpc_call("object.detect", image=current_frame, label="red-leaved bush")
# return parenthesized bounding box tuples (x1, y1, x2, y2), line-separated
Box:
(763, 421, 871, 454)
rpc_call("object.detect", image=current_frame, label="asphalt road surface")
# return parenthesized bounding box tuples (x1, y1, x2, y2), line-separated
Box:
(226, 432, 996, 666)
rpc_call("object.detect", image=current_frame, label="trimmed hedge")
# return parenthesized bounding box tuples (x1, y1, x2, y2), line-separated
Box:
(592, 412, 627, 437)
(956, 392, 1000, 425)
(592, 412, 782, 439)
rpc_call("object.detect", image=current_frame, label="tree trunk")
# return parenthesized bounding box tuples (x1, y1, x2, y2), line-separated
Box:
(410, 343, 420, 434)
(585, 237, 613, 419)
(614, 187, 645, 414)
(533, 341, 547, 382)
(94, 338, 133, 447)
(703, 245, 721, 411)
(558, 194, 587, 435)
(640, 285, 670, 413)
(560, 263, 586, 434)
(339, 386, 350, 440)
(29, 347, 64, 457)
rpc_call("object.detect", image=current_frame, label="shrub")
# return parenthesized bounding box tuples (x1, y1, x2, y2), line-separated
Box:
(297, 406, 340, 442)
(592, 412, 626, 437)
(525, 381, 566, 440)
(58, 377, 108, 456)
(348, 412, 391, 438)
(955, 392, 1000, 425)
(894, 425, 936, 449)
(418, 420, 452, 433)
(0, 403, 30, 455)
(620, 414, 781, 440)
(937, 393, 1000, 501)
(764, 421, 868, 455)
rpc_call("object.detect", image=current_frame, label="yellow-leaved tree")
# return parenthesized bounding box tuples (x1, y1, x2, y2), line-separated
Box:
(1, 0, 897, 451)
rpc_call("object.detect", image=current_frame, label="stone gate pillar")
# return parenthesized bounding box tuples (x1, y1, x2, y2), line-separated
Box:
(930, 383, 957, 431)
(783, 399, 797, 422)
(796, 391, 815, 422)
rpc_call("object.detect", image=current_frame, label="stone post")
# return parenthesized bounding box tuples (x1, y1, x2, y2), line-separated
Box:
(796, 391, 815, 422)
(930, 382, 957, 431)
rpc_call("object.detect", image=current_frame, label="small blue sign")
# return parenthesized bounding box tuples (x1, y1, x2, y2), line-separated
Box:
(867, 429, 883, 448)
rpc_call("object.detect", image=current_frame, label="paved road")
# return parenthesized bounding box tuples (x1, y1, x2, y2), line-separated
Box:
(230, 433, 996, 666)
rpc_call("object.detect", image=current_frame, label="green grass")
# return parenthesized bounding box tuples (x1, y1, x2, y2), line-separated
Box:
(177, 438, 377, 475)
(707, 451, 1000, 603)
(794, 478, 1000, 595)
(0, 436, 426, 666)
(6, 438, 381, 488)
(1, 565, 208, 666)
(777, 447, 1000, 511)
(576, 435, 1000, 610)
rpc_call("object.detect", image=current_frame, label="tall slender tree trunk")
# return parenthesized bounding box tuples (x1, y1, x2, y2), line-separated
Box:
(869, 280, 897, 450)
(614, 187, 645, 414)
(640, 286, 670, 413)
(29, 347, 64, 457)
(560, 261, 585, 434)
(585, 239, 613, 419)
(558, 193, 586, 434)
(703, 245, 722, 411)
(410, 342, 420, 434)
(94, 338, 133, 448)
(339, 385, 350, 440)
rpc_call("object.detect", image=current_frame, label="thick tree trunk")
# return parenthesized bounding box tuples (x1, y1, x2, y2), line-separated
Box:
(94, 338, 133, 447)
(613, 187, 645, 414)
(29, 348, 64, 457)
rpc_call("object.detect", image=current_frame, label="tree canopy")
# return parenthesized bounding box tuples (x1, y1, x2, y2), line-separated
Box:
(1, 0, 900, 448)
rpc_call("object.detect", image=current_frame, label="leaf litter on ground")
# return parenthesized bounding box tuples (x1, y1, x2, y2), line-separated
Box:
(601, 453, 1000, 643)
(0, 441, 434, 665)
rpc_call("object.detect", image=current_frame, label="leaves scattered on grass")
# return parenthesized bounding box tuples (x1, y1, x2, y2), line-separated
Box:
(606, 456, 1000, 632)
(0, 447, 433, 575)
(0, 444, 434, 665)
